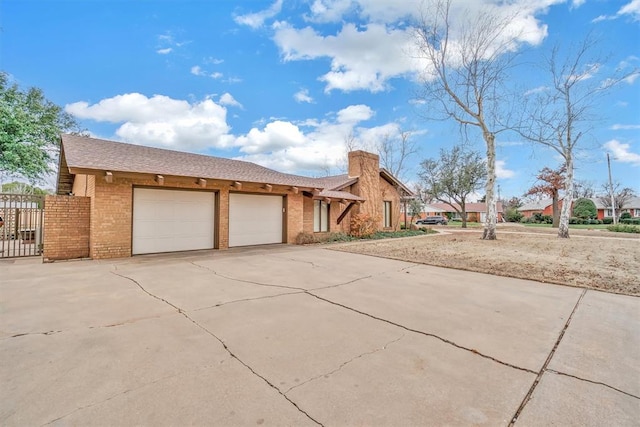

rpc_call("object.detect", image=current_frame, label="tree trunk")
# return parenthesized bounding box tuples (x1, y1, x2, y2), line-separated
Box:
(482, 131, 497, 240)
(551, 191, 559, 228)
(557, 154, 574, 238)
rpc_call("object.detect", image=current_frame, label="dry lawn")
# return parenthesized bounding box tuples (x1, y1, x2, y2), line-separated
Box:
(332, 227, 640, 296)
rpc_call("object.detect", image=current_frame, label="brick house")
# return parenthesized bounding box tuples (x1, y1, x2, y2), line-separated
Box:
(519, 197, 640, 220)
(402, 202, 504, 224)
(50, 134, 412, 260)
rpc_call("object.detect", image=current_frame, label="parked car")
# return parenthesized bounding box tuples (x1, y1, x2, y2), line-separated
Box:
(416, 216, 448, 225)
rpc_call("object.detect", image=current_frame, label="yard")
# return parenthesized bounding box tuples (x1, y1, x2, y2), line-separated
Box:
(333, 225, 640, 296)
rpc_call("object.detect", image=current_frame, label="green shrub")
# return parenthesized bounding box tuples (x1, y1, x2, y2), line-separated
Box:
(569, 217, 579, 224)
(607, 224, 640, 233)
(620, 218, 640, 225)
(620, 212, 632, 220)
(603, 217, 614, 224)
(505, 207, 523, 222)
(572, 198, 597, 220)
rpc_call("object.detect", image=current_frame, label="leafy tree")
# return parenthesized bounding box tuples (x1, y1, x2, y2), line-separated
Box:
(407, 198, 423, 225)
(0, 72, 81, 182)
(414, 0, 521, 239)
(418, 145, 486, 228)
(526, 165, 566, 228)
(504, 207, 523, 223)
(572, 198, 597, 220)
(1, 181, 51, 195)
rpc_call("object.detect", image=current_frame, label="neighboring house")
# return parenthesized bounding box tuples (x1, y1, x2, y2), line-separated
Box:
(403, 201, 504, 223)
(428, 202, 504, 223)
(593, 196, 640, 219)
(519, 197, 640, 219)
(55, 134, 412, 259)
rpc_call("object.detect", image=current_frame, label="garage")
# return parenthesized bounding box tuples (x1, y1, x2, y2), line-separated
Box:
(132, 188, 215, 255)
(229, 193, 283, 247)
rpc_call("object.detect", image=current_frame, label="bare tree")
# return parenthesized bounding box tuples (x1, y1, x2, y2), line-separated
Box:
(515, 37, 638, 238)
(572, 179, 596, 199)
(414, 0, 521, 240)
(377, 130, 417, 182)
(599, 184, 636, 220)
(418, 145, 486, 228)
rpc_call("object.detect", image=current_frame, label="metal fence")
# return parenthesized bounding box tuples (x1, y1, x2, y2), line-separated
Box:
(0, 193, 45, 258)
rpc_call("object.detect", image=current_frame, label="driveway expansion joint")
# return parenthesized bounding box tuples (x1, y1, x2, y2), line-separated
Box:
(509, 288, 588, 426)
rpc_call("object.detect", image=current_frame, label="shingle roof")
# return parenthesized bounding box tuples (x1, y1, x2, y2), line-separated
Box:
(312, 174, 358, 191)
(430, 202, 504, 213)
(519, 198, 553, 211)
(60, 134, 324, 189)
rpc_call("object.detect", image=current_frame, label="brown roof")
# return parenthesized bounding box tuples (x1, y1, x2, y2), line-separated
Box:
(60, 134, 324, 189)
(430, 202, 504, 213)
(312, 174, 358, 191)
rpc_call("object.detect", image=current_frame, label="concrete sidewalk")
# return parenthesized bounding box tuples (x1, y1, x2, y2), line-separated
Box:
(1, 245, 638, 426)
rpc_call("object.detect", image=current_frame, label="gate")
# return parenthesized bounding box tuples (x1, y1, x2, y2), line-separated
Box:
(0, 193, 45, 258)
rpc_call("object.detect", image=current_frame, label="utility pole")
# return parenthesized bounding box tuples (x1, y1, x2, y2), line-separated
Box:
(607, 153, 617, 225)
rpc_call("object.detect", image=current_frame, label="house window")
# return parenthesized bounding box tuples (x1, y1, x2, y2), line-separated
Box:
(314, 200, 329, 232)
(606, 209, 613, 217)
(634, 209, 640, 217)
(383, 201, 392, 228)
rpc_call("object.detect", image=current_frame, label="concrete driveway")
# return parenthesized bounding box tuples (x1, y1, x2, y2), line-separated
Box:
(1, 245, 638, 426)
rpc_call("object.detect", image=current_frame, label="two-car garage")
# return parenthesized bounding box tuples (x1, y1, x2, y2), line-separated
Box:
(132, 188, 284, 255)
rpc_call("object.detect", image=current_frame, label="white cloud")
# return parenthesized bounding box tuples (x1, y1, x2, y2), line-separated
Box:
(190, 65, 205, 76)
(604, 139, 640, 166)
(271, 1, 557, 93)
(64, 93, 399, 175)
(571, 0, 586, 8)
(496, 160, 516, 179)
(274, 22, 418, 92)
(211, 72, 224, 79)
(618, 0, 640, 20)
(235, 0, 283, 29)
(234, 104, 397, 174)
(592, 0, 640, 22)
(65, 93, 233, 151)
(155, 31, 189, 55)
(524, 85, 549, 96)
(219, 93, 243, 108)
(294, 88, 314, 103)
(610, 124, 640, 130)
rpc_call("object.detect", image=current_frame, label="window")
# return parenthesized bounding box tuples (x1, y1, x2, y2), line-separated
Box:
(314, 200, 329, 232)
(634, 209, 640, 217)
(383, 201, 392, 228)
(606, 209, 613, 217)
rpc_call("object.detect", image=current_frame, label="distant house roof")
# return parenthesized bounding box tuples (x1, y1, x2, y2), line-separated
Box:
(430, 202, 504, 213)
(519, 199, 553, 212)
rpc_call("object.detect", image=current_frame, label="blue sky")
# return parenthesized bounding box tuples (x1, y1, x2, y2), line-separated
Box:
(2, 0, 639, 198)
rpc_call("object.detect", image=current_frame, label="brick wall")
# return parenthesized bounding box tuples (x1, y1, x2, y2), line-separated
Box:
(83, 175, 304, 259)
(380, 176, 401, 230)
(43, 195, 91, 261)
(349, 151, 382, 227)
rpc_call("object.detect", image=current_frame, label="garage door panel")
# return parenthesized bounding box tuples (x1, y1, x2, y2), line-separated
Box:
(133, 189, 215, 255)
(229, 194, 283, 247)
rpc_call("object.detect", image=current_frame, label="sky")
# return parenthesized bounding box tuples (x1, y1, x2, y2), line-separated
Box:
(1, 0, 639, 198)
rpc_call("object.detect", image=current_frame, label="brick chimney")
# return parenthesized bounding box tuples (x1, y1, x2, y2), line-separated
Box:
(348, 150, 381, 220)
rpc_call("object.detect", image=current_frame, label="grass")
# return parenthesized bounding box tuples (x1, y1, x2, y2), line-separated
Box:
(522, 223, 610, 230)
(299, 229, 438, 245)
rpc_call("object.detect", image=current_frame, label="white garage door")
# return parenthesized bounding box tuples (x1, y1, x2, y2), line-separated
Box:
(133, 188, 215, 255)
(229, 193, 283, 247)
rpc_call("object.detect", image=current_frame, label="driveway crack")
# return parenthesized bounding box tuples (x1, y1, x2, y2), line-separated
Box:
(190, 261, 302, 291)
(191, 291, 305, 312)
(5, 330, 62, 339)
(284, 334, 405, 394)
(508, 288, 587, 426)
(546, 369, 640, 400)
(113, 269, 323, 426)
(304, 291, 537, 375)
